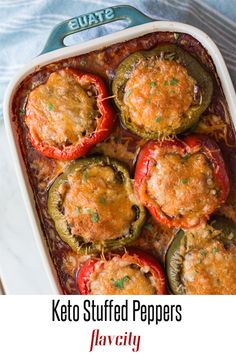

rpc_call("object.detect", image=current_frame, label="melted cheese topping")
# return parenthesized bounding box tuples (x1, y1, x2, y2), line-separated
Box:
(89, 256, 156, 295)
(147, 152, 220, 226)
(25, 69, 97, 147)
(124, 58, 195, 134)
(182, 239, 236, 295)
(62, 165, 135, 241)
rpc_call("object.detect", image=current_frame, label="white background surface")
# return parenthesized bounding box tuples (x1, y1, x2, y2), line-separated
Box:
(0, 122, 52, 294)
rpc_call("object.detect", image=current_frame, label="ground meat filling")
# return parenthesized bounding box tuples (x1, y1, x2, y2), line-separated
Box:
(25, 69, 97, 148)
(89, 256, 156, 295)
(61, 165, 135, 242)
(124, 58, 195, 134)
(146, 151, 220, 226)
(182, 239, 236, 295)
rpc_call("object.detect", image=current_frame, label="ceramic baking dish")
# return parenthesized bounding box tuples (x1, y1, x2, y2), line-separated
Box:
(3, 5, 236, 294)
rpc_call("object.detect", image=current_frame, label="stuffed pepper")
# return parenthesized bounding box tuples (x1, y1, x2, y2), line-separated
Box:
(166, 217, 236, 294)
(134, 134, 229, 228)
(25, 68, 115, 160)
(78, 249, 166, 295)
(48, 156, 146, 253)
(112, 44, 213, 139)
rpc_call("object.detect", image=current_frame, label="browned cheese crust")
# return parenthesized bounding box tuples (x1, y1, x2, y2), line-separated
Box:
(181, 224, 236, 294)
(124, 58, 195, 133)
(89, 255, 156, 295)
(60, 165, 135, 241)
(25, 69, 97, 148)
(146, 150, 220, 226)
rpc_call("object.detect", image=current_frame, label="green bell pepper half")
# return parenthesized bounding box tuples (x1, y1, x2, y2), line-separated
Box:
(166, 217, 236, 294)
(112, 44, 213, 139)
(48, 156, 146, 254)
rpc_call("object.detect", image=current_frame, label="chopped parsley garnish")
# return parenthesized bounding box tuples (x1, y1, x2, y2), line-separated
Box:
(91, 212, 99, 223)
(163, 78, 179, 86)
(99, 196, 106, 204)
(182, 154, 190, 161)
(48, 103, 54, 111)
(82, 170, 89, 181)
(82, 208, 99, 222)
(126, 89, 132, 97)
(146, 99, 151, 104)
(166, 53, 176, 61)
(144, 223, 153, 232)
(181, 178, 188, 184)
(77, 206, 81, 215)
(111, 275, 130, 289)
(170, 77, 179, 86)
(19, 108, 25, 116)
(212, 247, 219, 254)
(173, 33, 180, 40)
(155, 117, 161, 123)
(150, 82, 157, 88)
(84, 208, 92, 214)
(80, 60, 87, 66)
(200, 250, 207, 257)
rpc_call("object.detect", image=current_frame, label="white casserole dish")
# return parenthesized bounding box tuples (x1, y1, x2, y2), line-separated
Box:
(3, 5, 236, 294)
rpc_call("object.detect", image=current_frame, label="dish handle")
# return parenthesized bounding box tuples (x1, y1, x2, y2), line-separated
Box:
(41, 5, 154, 54)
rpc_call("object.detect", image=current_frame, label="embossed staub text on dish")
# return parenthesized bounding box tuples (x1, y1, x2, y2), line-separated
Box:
(68, 8, 115, 30)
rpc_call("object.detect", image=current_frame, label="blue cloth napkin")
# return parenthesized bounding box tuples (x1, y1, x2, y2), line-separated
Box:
(1, 0, 236, 120)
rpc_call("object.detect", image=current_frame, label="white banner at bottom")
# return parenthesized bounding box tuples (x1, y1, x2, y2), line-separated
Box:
(0, 295, 235, 354)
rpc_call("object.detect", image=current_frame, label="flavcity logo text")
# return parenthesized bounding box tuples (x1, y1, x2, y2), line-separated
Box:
(89, 329, 140, 352)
